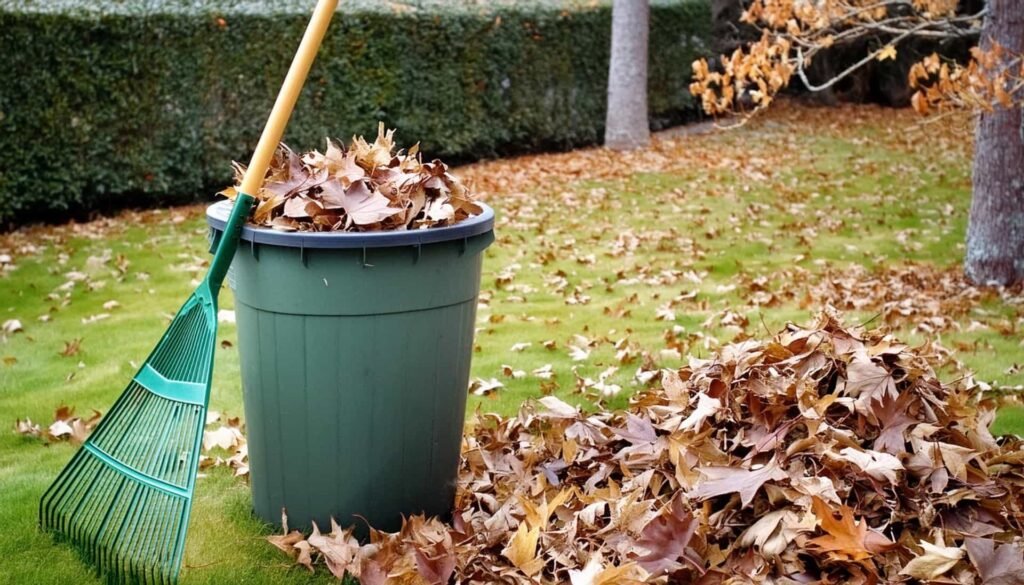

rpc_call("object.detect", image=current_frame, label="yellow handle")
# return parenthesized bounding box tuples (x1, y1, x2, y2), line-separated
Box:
(239, 0, 339, 196)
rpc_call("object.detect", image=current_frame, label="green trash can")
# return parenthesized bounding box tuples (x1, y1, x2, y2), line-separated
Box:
(206, 200, 494, 533)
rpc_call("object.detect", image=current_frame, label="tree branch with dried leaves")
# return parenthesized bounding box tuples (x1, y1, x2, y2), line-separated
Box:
(689, 0, 1022, 119)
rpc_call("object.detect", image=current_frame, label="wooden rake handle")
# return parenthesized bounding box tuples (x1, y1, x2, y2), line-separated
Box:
(206, 0, 338, 291)
(240, 0, 339, 196)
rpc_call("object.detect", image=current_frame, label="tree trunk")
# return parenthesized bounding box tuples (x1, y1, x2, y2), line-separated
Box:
(605, 0, 650, 151)
(965, 0, 1024, 285)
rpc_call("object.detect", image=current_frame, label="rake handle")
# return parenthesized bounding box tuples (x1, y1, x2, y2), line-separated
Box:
(240, 0, 339, 197)
(208, 0, 339, 290)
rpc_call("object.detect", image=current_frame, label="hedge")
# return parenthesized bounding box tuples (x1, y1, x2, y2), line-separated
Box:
(0, 0, 711, 226)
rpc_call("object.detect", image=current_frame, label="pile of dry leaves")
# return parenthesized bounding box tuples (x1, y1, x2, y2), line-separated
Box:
(219, 124, 481, 232)
(269, 309, 1024, 584)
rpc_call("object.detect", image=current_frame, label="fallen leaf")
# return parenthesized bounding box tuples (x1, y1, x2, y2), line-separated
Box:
(965, 538, 1024, 585)
(899, 540, 964, 580)
(502, 522, 544, 577)
(807, 497, 895, 561)
(3, 319, 23, 335)
(691, 458, 788, 508)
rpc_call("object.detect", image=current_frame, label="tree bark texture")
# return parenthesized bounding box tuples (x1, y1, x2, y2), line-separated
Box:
(605, 0, 650, 151)
(966, 0, 1024, 285)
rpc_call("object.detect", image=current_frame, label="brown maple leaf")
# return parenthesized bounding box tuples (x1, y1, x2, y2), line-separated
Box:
(965, 537, 1024, 585)
(806, 496, 895, 562)
(843, 348, 898, 414)
(871, 390, 919, 454)
(634, 495, 702, 576)
(690, 457, 788, 508)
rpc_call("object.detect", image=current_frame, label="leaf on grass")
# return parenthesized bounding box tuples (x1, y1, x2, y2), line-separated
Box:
(81, 313, 111, 325)
(538, 395, 578, 418)
(14, 418, 41, 437)
(46, 405, 101, 444)
(569, 344, 591, 362)
(60, 338, 82, 357)
(202, 425, 244, 451)
(267, 530, 305, 554)
(468, 377, 504, 396)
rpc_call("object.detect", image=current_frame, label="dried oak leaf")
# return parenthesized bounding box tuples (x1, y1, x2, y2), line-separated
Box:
(403, 516, 456, 585)
(267, 530, 305, 555)
(48, 405, 101, 444)
(806, 496, 895, 562)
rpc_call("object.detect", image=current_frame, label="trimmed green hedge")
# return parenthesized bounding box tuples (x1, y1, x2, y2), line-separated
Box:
(0, 0, 711, 226)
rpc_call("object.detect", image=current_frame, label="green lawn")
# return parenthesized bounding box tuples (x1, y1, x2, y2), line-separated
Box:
(1, 103, 1021, 584)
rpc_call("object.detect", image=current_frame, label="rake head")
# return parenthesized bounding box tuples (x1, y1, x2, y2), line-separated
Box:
(40, 291, 217, 584)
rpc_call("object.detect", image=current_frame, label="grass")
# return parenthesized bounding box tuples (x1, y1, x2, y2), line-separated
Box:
(1, 103, 1021, 584)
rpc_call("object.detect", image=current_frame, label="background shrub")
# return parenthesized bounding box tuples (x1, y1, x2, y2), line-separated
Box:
(0, 0, 711, 226)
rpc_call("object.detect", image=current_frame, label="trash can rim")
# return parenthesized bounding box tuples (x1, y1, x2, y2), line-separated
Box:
(206, 199, 494, 249)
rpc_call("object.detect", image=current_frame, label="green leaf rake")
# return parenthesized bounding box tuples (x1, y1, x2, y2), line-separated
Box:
(39, 0, 338, 582)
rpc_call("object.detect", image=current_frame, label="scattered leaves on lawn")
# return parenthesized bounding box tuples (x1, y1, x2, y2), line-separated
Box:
(199, 412, 249, 478)
(14, 407, 248, 477)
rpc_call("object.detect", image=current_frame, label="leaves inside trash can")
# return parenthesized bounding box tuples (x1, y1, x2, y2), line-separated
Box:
(219, 124, 482, 232)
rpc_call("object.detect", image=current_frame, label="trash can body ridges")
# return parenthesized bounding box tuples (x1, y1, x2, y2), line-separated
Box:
(207, 200, 495, 533)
